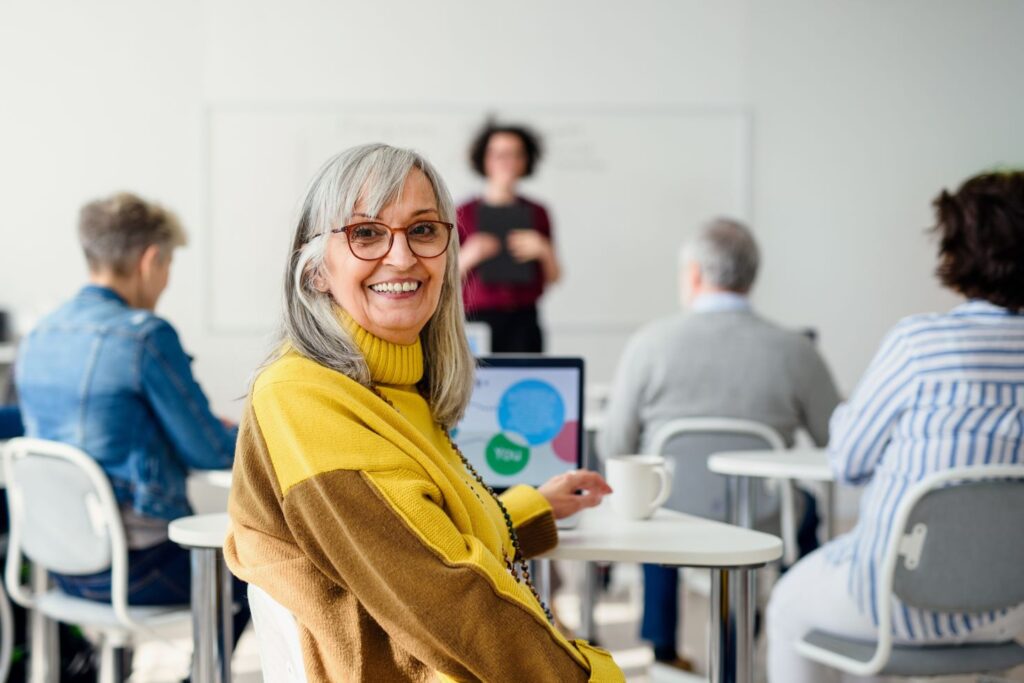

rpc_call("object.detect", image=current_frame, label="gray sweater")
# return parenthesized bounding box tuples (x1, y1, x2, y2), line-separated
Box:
(599, 309, 840, 458)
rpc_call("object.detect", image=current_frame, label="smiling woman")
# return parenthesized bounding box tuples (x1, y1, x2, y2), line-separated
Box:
(224, 143, 621, 682)
(314, 169, 450, 346)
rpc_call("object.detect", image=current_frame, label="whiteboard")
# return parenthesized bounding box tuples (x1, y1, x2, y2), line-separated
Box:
(205, 104, 751, 334)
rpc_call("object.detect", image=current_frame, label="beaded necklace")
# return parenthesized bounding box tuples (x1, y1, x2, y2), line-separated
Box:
(368, 384, 554, 624)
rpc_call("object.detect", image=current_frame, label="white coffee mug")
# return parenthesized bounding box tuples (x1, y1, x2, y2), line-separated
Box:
(605, 455, 672, 520)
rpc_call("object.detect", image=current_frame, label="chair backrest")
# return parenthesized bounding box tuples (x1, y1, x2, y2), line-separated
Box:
(649, 417, 785, 522)
(890, 469, 1024, 613)
(2, 438, 135, 627)
(249, 583, 307, 682)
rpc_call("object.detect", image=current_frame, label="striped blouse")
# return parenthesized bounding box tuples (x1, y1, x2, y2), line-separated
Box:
(824, 299, 1024, 641)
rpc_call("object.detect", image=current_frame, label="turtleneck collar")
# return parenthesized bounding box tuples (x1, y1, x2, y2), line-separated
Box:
(337, 308, 424, 386)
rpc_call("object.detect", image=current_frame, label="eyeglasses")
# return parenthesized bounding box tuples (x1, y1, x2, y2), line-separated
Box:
(318, 220, 453, 261)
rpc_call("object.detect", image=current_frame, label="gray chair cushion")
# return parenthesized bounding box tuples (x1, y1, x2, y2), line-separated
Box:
(803, 629, 1024, 676)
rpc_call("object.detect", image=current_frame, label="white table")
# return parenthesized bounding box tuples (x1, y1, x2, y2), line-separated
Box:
(190, 468, 233, 489)
(707, 448, 837, 540)
(542, 504, 782, 683)
(169, 513, 234, 683)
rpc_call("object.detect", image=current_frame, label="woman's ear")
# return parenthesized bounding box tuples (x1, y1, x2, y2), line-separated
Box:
(310, 267, 329, 293)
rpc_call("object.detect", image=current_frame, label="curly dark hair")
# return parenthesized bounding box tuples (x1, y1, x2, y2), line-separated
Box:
(468, 122, 543, 178)
(932, 170, 1024, 312)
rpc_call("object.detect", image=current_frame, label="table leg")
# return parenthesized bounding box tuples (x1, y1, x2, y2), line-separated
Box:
(733, 569, 755, 683)
(733, 475, 754, 529)
(580, 562, 597, 643)
(709, 567, 756, 683)
(218, 554, 235, 683)
(537, 559, 552, 609)
(824, 481, 836, 541)
(190, 548, 233, 683)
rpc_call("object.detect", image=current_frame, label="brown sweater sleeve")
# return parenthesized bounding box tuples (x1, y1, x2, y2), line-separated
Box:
(499, 485, 559, 559)
(283, 468, 593, 682)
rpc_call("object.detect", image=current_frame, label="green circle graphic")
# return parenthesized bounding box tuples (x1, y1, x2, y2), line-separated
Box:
(485, 433, 531, 476)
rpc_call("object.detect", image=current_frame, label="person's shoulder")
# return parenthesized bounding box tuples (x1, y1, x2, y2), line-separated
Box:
(516, 194, 547, 210)
(517, 195, 552, 222)
(890, 310, 950, 337)
(874, 309, 970, 357)
(128, 313, 186, 349)
(130, 310, 172, 334)
(626, 313, 688, 353)
(253, 350, 354, 395)
(456, 196, 482, 213)
(748, 313, 814, 345)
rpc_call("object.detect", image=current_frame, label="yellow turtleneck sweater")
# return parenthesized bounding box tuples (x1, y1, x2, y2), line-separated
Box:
(224, 315, 622, 682)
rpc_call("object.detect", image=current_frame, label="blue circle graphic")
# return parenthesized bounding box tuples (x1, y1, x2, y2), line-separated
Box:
(497, 379, 565, 446)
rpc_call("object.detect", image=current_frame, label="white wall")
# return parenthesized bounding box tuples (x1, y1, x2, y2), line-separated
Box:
(748, 0, 1024, 388)
(1, 0, 1022, 417)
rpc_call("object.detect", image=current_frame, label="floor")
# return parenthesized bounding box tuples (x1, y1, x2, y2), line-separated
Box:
(125, 561, 1024, 682)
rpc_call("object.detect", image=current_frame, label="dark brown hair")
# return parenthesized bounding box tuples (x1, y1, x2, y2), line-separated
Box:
(932, 171, 1024, 312)
(79, 192, 186, 275)
(468, 122, 543, 178)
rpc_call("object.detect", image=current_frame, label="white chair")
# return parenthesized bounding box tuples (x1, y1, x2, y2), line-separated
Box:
(0, 437, 12, 683)
(1, 437, 192, 683)
(0, 556, 11, 683)
(648, 417, 799, 562)
(797, 465, 1024, 677)
(248, 583, 307, 682)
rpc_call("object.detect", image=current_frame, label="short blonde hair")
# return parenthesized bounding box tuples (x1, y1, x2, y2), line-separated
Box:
(78, 192, 186, 275)
(278, 143, 474, 428)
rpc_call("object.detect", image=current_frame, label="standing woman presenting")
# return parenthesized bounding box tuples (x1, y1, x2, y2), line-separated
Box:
(458, 122, 561, 352)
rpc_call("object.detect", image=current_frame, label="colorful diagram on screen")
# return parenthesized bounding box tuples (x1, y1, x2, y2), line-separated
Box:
(454, 368, 580, 486)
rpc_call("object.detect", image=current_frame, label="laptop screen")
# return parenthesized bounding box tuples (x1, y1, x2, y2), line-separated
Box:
(452, 356, 585, 491)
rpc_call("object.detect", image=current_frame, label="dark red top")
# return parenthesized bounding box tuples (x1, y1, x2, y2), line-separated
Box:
(457, 196, 553, 313)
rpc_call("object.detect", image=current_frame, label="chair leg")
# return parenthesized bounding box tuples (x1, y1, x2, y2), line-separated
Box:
(99, 640, 132, 683)
(28, 566, 59, 683)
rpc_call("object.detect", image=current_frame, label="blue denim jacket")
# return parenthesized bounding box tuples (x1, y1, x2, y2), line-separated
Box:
(15, 285, 237, 521)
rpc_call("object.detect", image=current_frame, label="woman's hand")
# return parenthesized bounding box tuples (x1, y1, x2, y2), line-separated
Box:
(458, 233, 502, 277)
(507, 229, 561, 284)
(537, 470, 613, 519)
(506, 229, 550, 263)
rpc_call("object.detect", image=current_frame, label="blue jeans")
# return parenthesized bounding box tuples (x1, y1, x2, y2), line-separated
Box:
(641, 488, 820, 658)
(53, 540, 251, 649)
(0, 405, 23, 439)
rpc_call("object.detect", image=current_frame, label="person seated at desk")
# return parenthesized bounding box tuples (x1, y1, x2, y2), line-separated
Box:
(600, 218, 841, 670)
(766, 170, 1024, 683)
(224, 143, 623, 681)
(14, 192, 249, 641)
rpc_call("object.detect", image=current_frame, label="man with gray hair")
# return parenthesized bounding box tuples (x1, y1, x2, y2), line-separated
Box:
(599, 218, 840, 669)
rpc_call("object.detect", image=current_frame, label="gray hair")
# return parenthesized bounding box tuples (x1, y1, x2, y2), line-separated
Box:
(680, 217, 760, 292)
(78, 192, 187, 275)
(276, 143, 474, 428)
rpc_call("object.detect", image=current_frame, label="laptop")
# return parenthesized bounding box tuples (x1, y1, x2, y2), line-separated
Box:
(452, 356, 585, 527)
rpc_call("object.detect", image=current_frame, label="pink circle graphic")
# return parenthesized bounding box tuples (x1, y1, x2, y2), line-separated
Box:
(551, 420, 579, 464)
